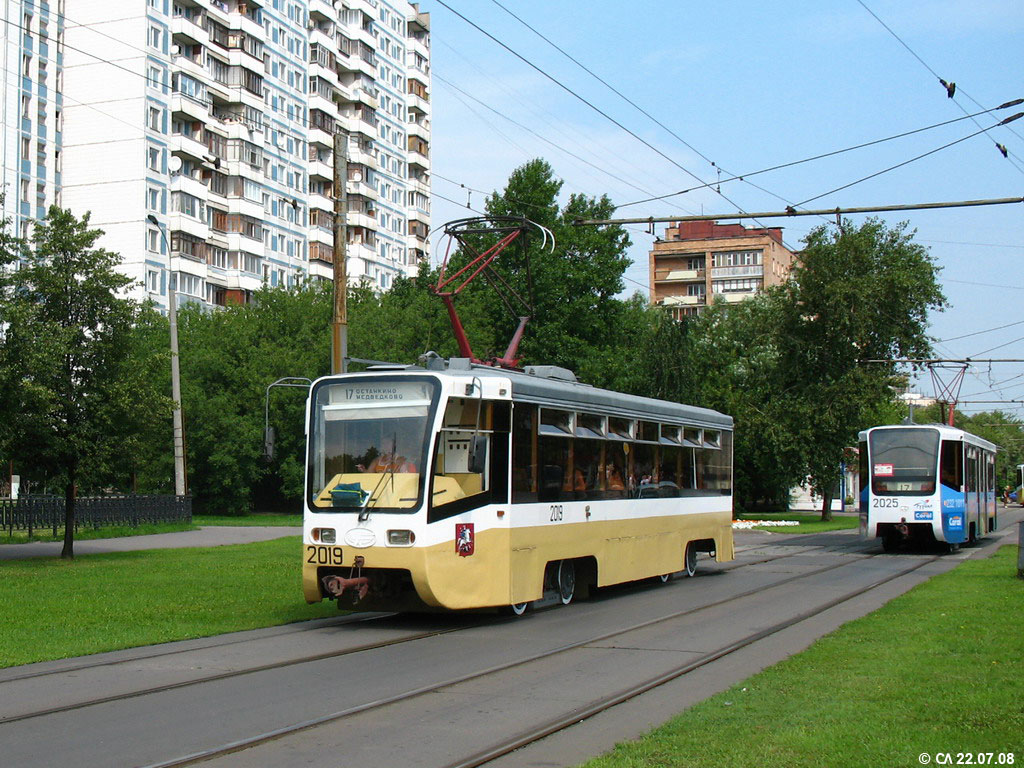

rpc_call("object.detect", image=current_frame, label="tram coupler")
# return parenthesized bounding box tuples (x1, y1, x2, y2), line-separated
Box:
(322, 555, 370, 602)
(895, 518, 910, 538)
(322, 574, 370, 601)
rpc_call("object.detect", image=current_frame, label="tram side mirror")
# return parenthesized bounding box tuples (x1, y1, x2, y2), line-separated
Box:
(263, 426, 276, 463)
(468, 435, 488, 474)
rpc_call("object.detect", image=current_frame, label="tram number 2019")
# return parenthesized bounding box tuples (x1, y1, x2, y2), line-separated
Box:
(305, 545, 344, 566)
(872, 498, 899, 508)
(549, 505, 564, 522)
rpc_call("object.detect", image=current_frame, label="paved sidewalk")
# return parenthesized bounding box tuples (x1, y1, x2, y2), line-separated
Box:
(0, 526, 301, 561)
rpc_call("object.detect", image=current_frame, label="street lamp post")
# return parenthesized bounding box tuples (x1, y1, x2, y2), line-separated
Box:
(147, 215, 187, 497)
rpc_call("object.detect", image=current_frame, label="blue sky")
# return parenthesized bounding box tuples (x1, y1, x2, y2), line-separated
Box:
(423, 0, 1024, 414)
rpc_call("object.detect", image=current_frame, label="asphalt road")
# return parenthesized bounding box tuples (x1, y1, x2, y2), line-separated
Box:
(1, 510, 1020, 768)
(0, 525, 301, 560)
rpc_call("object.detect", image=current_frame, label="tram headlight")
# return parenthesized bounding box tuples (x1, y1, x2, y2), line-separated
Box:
(387, 529, 416, 546)
(312, 527, 337, 544)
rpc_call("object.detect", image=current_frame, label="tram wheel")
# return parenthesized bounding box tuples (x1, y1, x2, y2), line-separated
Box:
(557, 560, 576, 605)
(658, 573, 671, 583)
(684, 543, 698, 578)
(507, 601, 530, 616)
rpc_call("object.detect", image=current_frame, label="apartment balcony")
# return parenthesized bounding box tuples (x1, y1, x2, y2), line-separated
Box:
(712, 264, 764, 278)
(172, 133, 210, 163)
(716, 290, 756, 303)
(169, 172, 208, 199)
(346, 178, 378, 201)
(347, 209, 377, 231)
(310, 26, 335, 52)
(656, 268, 703, 282)
(661, 294, 704, 307)
(308, 0, 335, 23)
(309, 158, 333, 184)
(407, 118, 429, 141)
(170, 93, 209, 124)
(168, 213, 209, 242)
(226, 196, 264, 221)
(406, 91, 429, 116)
(353, 88, 379, 110)
(171, 51, 208, 83)
(308, 226, 333, 247)
(309, 190, 334, 212)
(224, 232, 264, 257)
(348, 142, 377, 169)
(171, 14, 210, 45)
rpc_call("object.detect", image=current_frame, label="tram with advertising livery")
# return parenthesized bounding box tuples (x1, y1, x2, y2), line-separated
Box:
(302, 358, 734, 613)
(859, 424, 997, 552)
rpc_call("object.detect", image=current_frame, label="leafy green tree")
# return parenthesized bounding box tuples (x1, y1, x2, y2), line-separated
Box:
(777, 219, 946, 518)
(176, 281, 332, 514)
(0, 206, 166, 558)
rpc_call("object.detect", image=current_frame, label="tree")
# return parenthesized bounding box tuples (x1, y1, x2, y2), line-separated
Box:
(0, 206, 165, 558)
(776, 219, 946, 519)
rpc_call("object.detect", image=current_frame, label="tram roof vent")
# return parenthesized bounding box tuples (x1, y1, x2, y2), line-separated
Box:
(448, 357, 472, 371)
(524, 365, 577, 383)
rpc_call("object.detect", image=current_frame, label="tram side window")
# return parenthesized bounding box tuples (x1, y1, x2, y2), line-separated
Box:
(940, 440, 963, 491)
(512, 405, 536, 502)
(538, 435, 569, 502)
(428, 400, 509, 523)
(574, 438, 603, 499)
(701, 431, 733, 494)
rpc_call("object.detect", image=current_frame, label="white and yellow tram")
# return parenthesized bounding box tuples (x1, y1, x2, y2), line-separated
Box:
(302, 359, 735, 612)
(858, 423, 997, 552)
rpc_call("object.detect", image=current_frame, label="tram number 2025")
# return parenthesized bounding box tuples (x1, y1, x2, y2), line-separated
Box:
(549, 505, 564, 522)
(305, 545, 344, 566)
(871, 498, 900, 509)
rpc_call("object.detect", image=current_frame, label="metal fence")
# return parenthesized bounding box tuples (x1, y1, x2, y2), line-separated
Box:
(0, 495, 192, 536)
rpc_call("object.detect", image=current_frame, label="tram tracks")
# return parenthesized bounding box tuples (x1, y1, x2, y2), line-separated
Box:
(0, 538, 846, 728)
(132, 546, 924, 768)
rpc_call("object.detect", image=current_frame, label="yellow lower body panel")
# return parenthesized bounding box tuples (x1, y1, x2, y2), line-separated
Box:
(303, 510, 733, 611)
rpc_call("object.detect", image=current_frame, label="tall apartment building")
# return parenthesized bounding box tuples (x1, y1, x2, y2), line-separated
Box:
(649, 220, 795, 319)
(2, 0, 430, 311)
(1, 0, 63, 238)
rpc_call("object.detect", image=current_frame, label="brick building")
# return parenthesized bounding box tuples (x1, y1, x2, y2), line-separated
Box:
(650, 220, 795, 318)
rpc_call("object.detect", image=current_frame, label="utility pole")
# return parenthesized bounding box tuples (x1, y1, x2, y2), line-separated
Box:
(332, 129, 349, 375)
(147, 214, 187, 496)
(169, 279, 187, 496)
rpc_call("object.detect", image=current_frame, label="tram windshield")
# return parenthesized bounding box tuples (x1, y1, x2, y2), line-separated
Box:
(308, 378, 439, 512)
(869, 428, 939, 496)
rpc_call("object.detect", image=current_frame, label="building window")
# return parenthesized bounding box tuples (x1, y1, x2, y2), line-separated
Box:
(147, 228, 161, 253)
(149, 25, 162, 49)
(687, 284, 706, 296)
(148, 106, 162, 131)
(148, 146, 161, 171)
(147, 269, 160, 292)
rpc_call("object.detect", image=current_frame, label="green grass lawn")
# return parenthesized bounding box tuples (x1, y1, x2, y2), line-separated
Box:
(0, 536, 336, 668)
(580, 546, 1024, 768)
(736, 512, 859, 534)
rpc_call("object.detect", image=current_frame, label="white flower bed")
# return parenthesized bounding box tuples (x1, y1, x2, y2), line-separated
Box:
(732, 519, 801, 529)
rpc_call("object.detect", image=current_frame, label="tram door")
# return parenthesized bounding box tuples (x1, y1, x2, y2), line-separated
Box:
(965, 446, 979, 540)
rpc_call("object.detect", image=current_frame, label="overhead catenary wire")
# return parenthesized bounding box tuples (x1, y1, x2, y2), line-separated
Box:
(855, 0, 1024, 174)
(616, 101, 1023, 210)
(433, 0, 788, 235)
(793, 113, 1024, 208)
